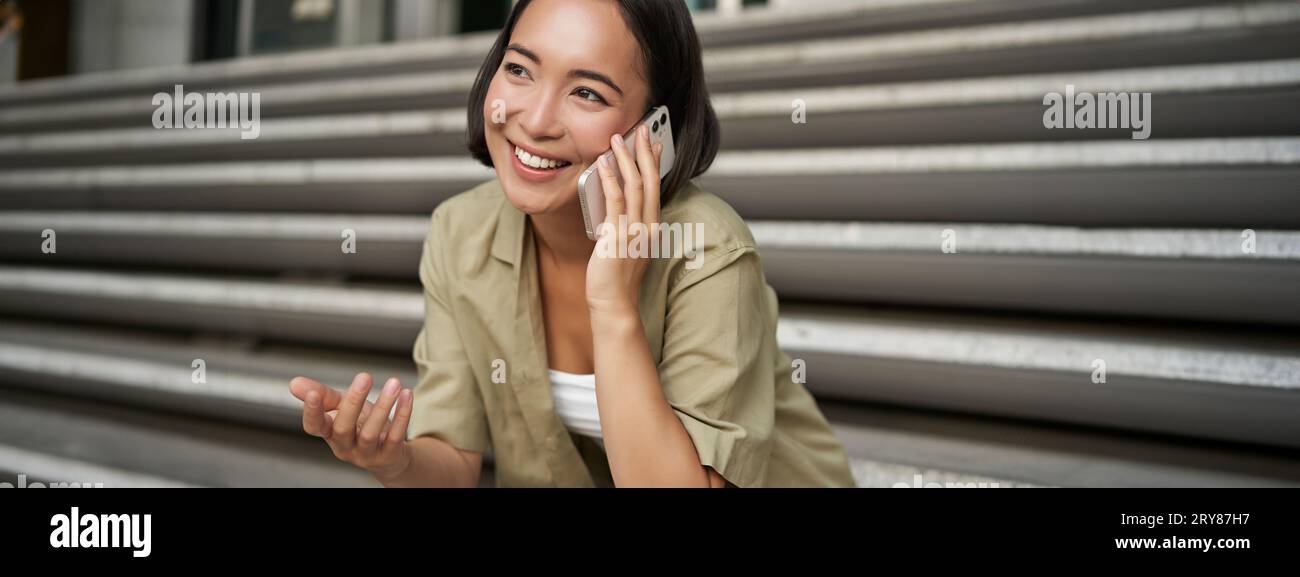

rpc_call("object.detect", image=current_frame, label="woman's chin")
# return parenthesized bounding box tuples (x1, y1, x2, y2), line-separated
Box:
(500, 175, 576, 215)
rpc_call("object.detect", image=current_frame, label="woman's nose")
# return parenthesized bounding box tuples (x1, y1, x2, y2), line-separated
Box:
(516, 92, 565, 140)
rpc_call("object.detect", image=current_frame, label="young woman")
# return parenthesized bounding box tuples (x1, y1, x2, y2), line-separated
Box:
(288, 0, 856, 488)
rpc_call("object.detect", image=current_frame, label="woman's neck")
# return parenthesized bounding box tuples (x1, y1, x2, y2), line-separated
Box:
(529, 204, 597, 266)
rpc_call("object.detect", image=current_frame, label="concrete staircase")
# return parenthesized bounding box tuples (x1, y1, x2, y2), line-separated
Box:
(1, 0, 1298, 487)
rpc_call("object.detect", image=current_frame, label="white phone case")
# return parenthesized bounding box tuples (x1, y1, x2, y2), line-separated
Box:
(577, 105, 676, 239)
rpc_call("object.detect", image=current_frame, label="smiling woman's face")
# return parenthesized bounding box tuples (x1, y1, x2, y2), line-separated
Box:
(483, 0, 650, 216)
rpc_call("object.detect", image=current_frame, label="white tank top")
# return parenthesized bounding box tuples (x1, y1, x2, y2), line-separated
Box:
(548, 369, 604, 448)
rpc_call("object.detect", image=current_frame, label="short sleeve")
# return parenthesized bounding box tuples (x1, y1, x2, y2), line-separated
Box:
(407, 207, 492, 453)
(658, 244, 776, 488)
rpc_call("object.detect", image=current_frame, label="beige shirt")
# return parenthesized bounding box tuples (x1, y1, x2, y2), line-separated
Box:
(407, 177, 856, 488)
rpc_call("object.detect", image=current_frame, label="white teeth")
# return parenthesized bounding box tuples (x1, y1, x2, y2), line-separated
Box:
(515, 144, 569, 170)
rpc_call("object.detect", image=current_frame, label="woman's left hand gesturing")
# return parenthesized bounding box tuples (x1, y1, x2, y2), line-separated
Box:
(586, 123, 663, 317)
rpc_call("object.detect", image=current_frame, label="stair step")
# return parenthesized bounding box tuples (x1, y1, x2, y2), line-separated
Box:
(0, 217, 1296, 324)
(706, 1, 1300, 93)
(826, 400, 1300, 487)
(0, 386, 380, 487)
(5, 2, 1297, 132)
(0, 443, 196, 488)
(0, 318, 415, 430)
(0, 0, 1232, 109)
(2, 59, 1296, 167)
(2, 138, 1295, 226)
(782, 304, 1300, 449)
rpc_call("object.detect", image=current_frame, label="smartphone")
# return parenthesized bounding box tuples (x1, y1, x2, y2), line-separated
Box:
(577, 105, 676, 240)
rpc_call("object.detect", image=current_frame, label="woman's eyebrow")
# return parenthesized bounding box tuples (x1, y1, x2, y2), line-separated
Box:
(506, 43, 624, 97)
(570, 69, 624, 97)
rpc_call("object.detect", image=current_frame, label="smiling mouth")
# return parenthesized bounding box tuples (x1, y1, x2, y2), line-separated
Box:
(511, 141, 573, 171)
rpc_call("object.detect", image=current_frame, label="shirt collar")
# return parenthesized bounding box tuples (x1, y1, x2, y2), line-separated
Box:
(490, 180, 526, 267)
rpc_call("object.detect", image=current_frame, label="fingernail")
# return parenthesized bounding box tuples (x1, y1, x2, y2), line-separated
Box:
(641, 125, 649, 139)
(383, 378, 398, 396)
(600, 154, 610, 168)
(352, 374, 368, 391)
(305, 391, 320, 407)
(612, 133, 623, 146)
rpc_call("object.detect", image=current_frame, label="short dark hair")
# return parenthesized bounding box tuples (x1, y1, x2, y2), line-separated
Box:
(465, 0, 720, 206)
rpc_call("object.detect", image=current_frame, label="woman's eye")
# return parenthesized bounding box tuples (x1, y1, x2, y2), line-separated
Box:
(574, 87, 607, 104)
(504, 63, 530, 79)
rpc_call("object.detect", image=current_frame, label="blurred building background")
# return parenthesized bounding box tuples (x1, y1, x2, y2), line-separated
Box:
(0, 0, 1298, 487)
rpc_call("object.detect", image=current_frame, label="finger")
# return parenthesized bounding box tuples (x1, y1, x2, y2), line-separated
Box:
(596, 153, 624, 233)
(331, 372, 373, 448)
(357, 399, 375, 429)
(383, 388, 414, 450)
(610, 131, 642, 224)
(635, 131, 660, 225)
(647, 141, 660, 224)
(359, 378, 401, 451)
(647, 142, 660, 231)
(290, 376, 345, 411)
(302, 390, 332, 438)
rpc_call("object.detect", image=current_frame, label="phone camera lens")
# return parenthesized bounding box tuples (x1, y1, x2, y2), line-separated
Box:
(659, 113, 667, 125)
(651, 120, 659, 132)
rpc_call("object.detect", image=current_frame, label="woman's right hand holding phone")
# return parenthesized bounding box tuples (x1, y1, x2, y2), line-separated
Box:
(289, 373, 414, 482)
